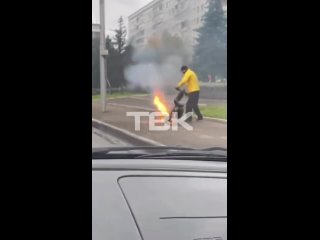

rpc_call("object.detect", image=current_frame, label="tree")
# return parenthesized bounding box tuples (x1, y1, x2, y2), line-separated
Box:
(113, 16, 127, 54)
(102, 16, 130, 88)
(123, 42, 134, 67)
(105, 35, 121, 88)
(104, 25, 133, 88)
(105, 35, 117, 58)
(193, 0, 227, 81)
(93, 15, 131, 91)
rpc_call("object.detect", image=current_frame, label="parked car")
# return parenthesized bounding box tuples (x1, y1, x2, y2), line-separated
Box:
(92, 147, 227, 240)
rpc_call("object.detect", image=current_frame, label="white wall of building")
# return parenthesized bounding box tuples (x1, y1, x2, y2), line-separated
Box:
(128, 0, 226, 51)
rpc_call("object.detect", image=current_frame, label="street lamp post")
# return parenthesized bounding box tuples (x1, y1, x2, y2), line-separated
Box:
(99, 0, 107, 112)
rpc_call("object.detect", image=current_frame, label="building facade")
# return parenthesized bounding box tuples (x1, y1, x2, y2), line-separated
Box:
(128, 0, 227, 50)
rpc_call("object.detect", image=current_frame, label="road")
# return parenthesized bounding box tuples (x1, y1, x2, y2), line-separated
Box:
(92, 95, 227, 149)
(92, 128, 131, 148)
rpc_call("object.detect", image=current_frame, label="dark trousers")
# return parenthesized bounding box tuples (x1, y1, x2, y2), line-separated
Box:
(186, 91, 203, 120)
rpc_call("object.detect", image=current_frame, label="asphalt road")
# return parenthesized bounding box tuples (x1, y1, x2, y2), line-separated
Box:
(92, 96, 227, 149)
(92, 128, 131, 148)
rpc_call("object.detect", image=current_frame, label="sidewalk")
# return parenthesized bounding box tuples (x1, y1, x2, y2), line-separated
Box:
(92, 99, 227, 149)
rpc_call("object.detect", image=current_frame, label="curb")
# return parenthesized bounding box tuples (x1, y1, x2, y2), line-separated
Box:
(203, 117, 227, 124)
(92, 118, 165, 147)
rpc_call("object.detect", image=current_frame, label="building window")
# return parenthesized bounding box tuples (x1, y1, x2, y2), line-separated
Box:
(153, 6, 157, 13)
(181, 20, 187, 29)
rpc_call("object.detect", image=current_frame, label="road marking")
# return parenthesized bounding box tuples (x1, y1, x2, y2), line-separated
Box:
(199, 134, 215, 139)
(199, 135, 227, 140)
(128, 96, 151, 100)
(108, 103, 154, 111)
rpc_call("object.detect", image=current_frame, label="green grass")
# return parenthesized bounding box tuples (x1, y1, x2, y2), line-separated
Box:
(92, 92, 149, 100)
(200, 105, 227, 119)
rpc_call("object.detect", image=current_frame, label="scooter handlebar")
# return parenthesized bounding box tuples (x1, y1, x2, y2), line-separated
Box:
(176, 88, 188, 95)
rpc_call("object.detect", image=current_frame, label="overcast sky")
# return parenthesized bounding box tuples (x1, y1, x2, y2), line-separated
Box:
(92, 0, 153, 37)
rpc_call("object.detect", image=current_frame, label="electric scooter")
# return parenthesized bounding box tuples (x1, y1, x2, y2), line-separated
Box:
(168, 89, 188, 123)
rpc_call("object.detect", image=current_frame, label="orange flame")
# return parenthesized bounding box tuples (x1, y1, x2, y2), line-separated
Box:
(153, 91, 170, 121)
(153, 96, 169, 115)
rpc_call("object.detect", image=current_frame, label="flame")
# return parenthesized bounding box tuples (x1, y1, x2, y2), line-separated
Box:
(153, 91, 170, 122)
(153, 96, 169, 115)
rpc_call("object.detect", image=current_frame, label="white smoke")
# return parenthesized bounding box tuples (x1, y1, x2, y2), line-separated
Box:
(124, 32, 190, 93)
(124, 56, 183, 92)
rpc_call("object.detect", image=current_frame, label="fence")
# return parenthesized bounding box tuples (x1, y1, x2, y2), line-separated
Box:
(92, 86, 148, 95)
(92, 82, 227, 99)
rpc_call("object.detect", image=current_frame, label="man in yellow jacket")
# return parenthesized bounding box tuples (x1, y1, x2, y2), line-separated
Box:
(176, 65, 203, 122)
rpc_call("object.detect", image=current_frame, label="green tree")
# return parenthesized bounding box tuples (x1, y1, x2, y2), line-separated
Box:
(113, 16, 127, 54)
(104, 20, 133, 88)
(123, 42, 134, 67)
(193, 0, 227, 81)
(105, 35, 116, 55)
(103, 16, 129, 88)
(105, 35, 121, 88)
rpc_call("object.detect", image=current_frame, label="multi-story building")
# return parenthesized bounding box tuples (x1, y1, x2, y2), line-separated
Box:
(128, 0, 227, 51)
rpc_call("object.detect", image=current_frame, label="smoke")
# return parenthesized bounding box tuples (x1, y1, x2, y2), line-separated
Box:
(124, 55, 183, 92)
(124, 32, 191, 93)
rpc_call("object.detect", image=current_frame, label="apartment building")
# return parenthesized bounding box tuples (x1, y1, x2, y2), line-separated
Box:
(128, 0, 227, 50)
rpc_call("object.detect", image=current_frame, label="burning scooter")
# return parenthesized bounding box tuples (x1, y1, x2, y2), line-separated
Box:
(168, 88, 189, 123)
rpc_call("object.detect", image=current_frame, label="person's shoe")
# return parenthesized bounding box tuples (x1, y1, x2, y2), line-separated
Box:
(197, 116, 203, 121)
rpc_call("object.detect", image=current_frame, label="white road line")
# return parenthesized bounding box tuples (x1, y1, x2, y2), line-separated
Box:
(108, 102, 154, 111)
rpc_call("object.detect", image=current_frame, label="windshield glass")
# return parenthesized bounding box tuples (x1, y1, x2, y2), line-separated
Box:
(92, 0, 227, 150)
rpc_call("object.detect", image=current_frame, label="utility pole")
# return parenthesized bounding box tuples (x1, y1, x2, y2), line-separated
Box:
(99, 0, 107, 112)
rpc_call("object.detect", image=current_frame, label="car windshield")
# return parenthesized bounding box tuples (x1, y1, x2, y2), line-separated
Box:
(92, 0, 227, 151)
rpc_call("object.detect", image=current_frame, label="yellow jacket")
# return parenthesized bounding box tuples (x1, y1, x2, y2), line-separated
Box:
(177, 69, 200, 93)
